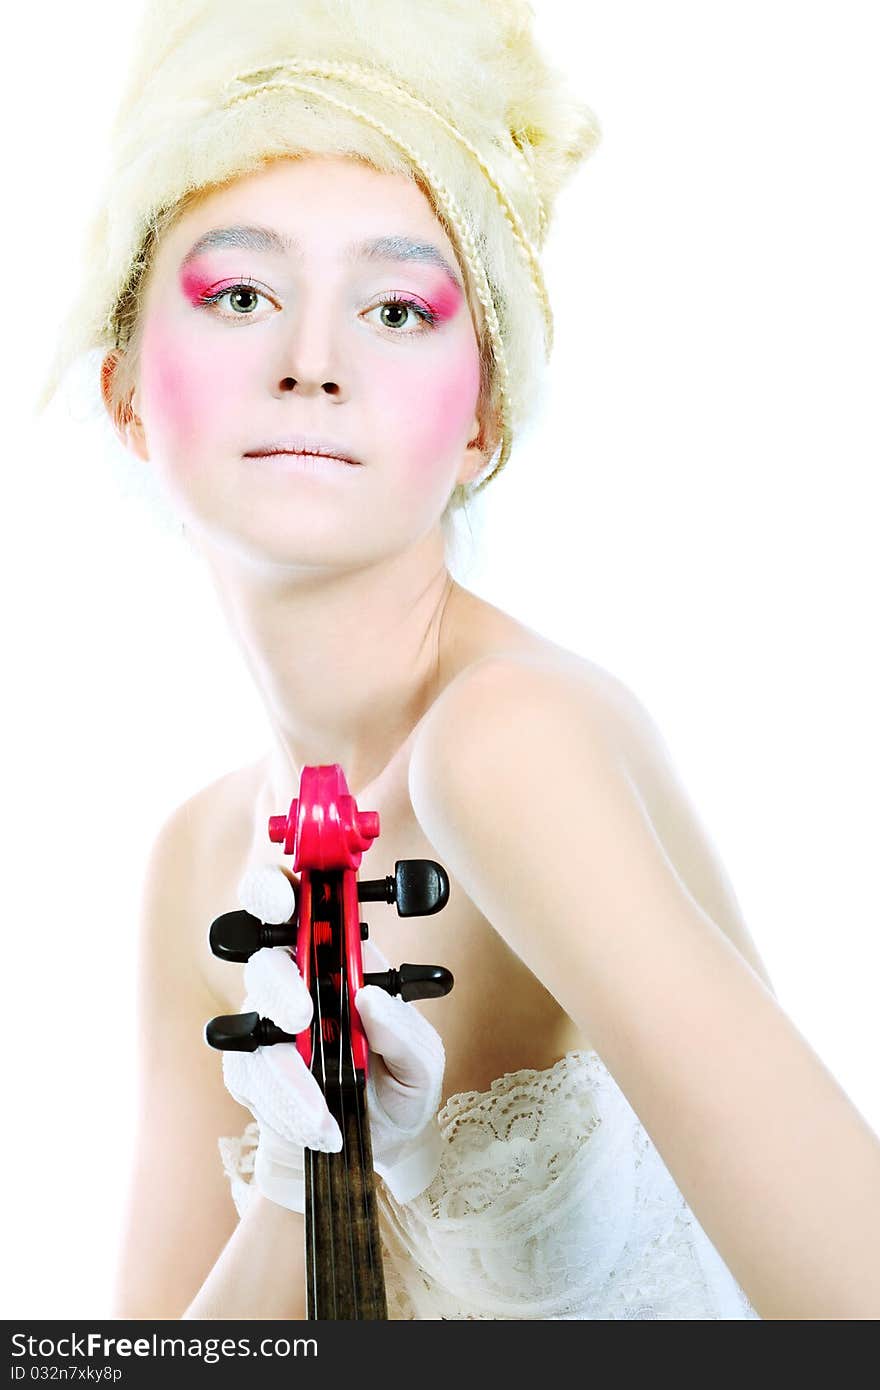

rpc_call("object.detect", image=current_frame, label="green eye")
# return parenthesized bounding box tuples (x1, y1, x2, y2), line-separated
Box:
(198, 279, 275, 317)
(365, 294, 438, 333)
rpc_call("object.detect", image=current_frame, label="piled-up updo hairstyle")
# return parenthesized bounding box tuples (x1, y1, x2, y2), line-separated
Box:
(40, 0, 601, 524)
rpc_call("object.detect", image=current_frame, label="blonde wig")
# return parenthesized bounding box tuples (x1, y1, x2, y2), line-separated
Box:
(40, 0, 601, 514)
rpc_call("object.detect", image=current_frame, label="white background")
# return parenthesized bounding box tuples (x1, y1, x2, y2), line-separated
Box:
(2, 1, 878, 1317)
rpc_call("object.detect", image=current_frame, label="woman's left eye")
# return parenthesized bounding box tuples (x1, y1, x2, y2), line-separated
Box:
(199, 280, 275, 317)
(364, 294, 438, 334)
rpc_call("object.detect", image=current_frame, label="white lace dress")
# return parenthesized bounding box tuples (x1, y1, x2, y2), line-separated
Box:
(218, 1048, 760, 1320)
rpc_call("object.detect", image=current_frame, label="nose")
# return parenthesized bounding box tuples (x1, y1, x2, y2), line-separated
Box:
(272, 292, 349, 401)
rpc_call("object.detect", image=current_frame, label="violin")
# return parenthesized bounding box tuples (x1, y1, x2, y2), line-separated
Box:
(204, 763, 453, 1319)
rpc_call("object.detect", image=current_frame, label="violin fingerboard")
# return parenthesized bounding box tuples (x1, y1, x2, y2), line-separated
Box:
(305, 1078, 388, 1321)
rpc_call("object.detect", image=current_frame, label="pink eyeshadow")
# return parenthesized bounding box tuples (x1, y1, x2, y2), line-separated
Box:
(179, 257, 464, 319)
(426, 278, 464, 323)
(179, 262, 217, 304)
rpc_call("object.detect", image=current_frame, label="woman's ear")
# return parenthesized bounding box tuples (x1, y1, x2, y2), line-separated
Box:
(100, 351, 149, 462)
(458, 405, 503, 487)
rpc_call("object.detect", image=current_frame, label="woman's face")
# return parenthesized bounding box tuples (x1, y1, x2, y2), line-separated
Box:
(125, 156, 485, 568)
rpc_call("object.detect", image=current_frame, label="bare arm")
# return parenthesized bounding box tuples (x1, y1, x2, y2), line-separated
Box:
(409, 656, 880, 1320)
(182, 1192, 306, 1320)
(112, 798, 306, 1319)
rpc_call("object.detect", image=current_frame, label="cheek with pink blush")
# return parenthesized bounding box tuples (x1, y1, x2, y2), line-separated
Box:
(138, 312, 247, 453)
(373, 335, 482, 474)
(411, 280, 484, 462)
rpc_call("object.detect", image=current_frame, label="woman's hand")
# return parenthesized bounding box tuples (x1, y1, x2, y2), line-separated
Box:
(221, 866, 446, 1211)
(356, 977, 446, 1203)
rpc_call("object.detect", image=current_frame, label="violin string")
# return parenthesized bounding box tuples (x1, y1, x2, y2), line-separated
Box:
(306, 882, 317, 1316)
(352, 1057, 380, 1307)
(349, 871, 385, 1310)
(307, 1145, 317, 1318)
(339, 966, 360, 1308)
(348, 901, 379, 1304)
(334, 876, 357, 1310)
(342, 874, 370, 1308)
(312, 880, 338, 1318)
(305, 1002, 316, 1310)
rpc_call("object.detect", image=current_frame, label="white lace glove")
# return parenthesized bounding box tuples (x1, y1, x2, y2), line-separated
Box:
(221, 866, 446, 1212)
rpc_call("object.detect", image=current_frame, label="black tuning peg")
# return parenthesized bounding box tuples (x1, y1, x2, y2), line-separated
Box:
(362, 963, 454, 1002)
(204, 1011, 298, 1052)
(357, 860, 450, 917)
(209, 909, 298, 963)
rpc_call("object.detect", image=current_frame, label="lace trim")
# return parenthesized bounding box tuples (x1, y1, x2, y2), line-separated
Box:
(218, 1052, 599, 1219)
(218, 1050, 761, 1320)
(439, 1049, 602, 1129)
(218, 1120, 259, 1222)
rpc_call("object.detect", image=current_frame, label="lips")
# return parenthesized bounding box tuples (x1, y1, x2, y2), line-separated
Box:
(243, 437, 361, 465)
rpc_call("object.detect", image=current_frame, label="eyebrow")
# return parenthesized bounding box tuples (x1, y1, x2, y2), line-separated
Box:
(180, 225, 464, 291)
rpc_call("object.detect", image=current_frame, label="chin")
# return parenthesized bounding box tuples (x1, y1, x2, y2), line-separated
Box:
(192, 512, 388, 571)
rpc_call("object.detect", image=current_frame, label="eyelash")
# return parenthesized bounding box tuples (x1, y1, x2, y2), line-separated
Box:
(197, 278, 439, 333)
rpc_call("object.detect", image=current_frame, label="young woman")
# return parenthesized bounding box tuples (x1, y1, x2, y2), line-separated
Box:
(42, 0, 880, 1320)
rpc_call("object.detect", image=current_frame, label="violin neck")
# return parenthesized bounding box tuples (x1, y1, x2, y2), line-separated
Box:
(305, 1076, 388, 1320)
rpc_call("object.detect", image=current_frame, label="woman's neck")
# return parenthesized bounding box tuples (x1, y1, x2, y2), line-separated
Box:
(191, 524, 464, 803)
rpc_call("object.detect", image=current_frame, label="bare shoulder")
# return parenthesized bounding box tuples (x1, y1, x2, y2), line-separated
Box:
(146, 756, 267, 905)
(413, 643, 664, 792)
(154, 755, 267, 855)
(410, 644, 775, 994)
(139, 755, 270, 1013)
(137, 754, 272, 1029)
